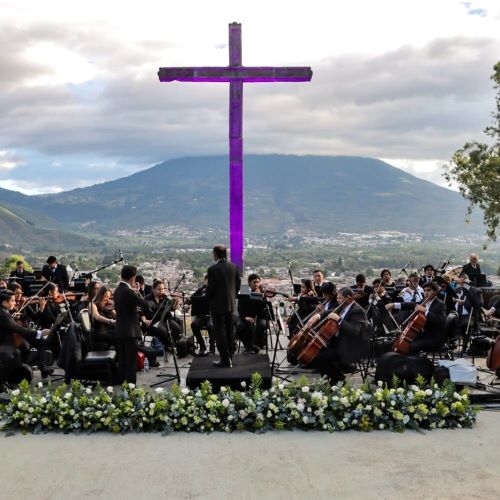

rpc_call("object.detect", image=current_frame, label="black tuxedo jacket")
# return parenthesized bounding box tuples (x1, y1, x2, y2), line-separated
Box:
(401, 298, 446, 342)
(114, 282, 151, 340)
(42, 264, 69, 291)
(419, 276, 435, 287)
(462, 263, 482, 282)
(0, 308, 38, 353)
(206, 259, 241, 314)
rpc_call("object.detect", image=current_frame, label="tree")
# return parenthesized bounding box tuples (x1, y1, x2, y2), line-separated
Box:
(444, 62, 500, 244)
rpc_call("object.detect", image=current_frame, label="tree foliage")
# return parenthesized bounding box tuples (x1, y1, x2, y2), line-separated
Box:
(444, 62, 500, 244)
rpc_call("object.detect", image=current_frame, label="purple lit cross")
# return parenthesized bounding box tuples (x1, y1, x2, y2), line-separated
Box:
(158, 23, 312, 270)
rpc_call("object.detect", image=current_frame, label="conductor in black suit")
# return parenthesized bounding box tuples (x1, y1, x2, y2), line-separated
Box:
(114, 265, 151, 383)
(206, 245, 241, 368)
(41, 256, 69, 292)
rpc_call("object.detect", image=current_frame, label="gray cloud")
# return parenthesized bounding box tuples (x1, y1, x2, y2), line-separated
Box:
(0, 20, 499, 192)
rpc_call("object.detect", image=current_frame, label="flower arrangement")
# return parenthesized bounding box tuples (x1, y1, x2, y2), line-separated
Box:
(0, 374, 477, 434)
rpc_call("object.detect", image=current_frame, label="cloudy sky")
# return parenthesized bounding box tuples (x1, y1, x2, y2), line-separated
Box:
(0, 0, 499, 194)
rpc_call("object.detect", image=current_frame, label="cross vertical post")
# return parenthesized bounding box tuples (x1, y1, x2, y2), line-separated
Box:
(158, 23, 312, 271)
(228, 23, 244, 271)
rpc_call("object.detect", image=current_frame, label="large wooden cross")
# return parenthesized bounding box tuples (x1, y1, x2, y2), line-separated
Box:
(158, 23, 312, 270)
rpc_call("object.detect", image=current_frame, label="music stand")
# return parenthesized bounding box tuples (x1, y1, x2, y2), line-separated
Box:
(150, 299, 181, 387)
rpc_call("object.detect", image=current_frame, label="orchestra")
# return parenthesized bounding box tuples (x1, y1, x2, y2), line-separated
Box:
(0, 250, 499, 391)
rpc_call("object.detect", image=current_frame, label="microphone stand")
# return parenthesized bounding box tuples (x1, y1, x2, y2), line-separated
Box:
(171, 273, 187, 336)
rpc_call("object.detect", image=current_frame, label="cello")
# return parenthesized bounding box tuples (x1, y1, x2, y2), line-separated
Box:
(392, 296, 431, 355)
(486, 335, 500, 372)
(296, 298, 353, 366)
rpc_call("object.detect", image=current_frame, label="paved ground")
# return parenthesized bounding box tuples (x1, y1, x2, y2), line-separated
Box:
(1, 410, 499, 500)
(2, 342, 499, 499)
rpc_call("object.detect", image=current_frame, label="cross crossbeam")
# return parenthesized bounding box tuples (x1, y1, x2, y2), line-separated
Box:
(158, 23, 312, 270)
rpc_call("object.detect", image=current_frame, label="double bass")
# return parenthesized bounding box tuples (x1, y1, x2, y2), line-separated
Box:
(486, 335, 500, 372)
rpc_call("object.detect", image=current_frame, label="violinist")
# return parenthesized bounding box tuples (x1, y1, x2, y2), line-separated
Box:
(91, 285, 116, 347)
(236, 273, 267, 353)
(0, 290, 52, 385)
(287, 278, 318, 337)
(143, 279, 181, 356)
(436, 276, 458, 315)
(367, 278, 394, 335)
(400, 273, 424, 304)
(380, 269, 395, 288)
(304, 287, 369, 383)
(352, 274, 373, 309)
(190, 275, 215, 356)
(385, 281, 445, 355)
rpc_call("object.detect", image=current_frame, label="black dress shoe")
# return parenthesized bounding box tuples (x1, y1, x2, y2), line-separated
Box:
(212, 359, 233, 368)
(149, 360, 161, 368)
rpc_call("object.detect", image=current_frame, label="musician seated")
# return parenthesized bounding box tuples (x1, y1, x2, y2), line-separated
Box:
(9, 260, 31, 281)
(385, 282, 446, 355)
(236, 273, 268, 353)
(135, 275, 152, 298)
(462, 253, 482, 286)
(143, 279, 182, 353)
(91, 285, 116, 348)
(352, 274, 373, 309)
(449, 273, 482, 354)
(0, 290, 52, 387)
(436, 276, 458, 315)
(485, 294, 500, 320)
(38, 283, 69, 358)
(367, 278, 394, 335)
(313, 269, 325, 297)
(380, 269, 395, 288)
(400, 273, 424, 304)
(304, 287, 369, 383)
(419, 265, 436, 286)
(287, 278, 318, 337)
(190, 275, 215, 356)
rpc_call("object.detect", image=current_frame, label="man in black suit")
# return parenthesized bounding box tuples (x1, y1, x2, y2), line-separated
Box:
(305, 287, 369, 383)
(9, 260, 30, 280)
(462, 253, 482, 286)
(419, 265, 436, 286)
(206, 245, 241, 368)
(113, 265, 151, 383)
(0, 290, 52, 387)
(41, 256, 69, 292)
(386, 281, 446, 354)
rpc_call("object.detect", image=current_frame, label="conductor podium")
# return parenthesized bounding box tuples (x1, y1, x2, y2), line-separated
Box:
(186, 354, 272, 391)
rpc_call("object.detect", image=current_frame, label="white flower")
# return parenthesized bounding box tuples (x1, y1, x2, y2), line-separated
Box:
(301, 386, 310, 393)
(64, 392, 72, 399)
(37, 382, 43, 388)
(128, 383, 135, 389)
(220, 386, 227, 392)
(425, 389, 433, 396)
(11, 389, 20, 396)
(40, 397, 47, 404)
(403, 415, 410, 424)
(222, 398, 230, 407)
(181, 388, 190, 395)
(377, 381, 384, 387)
(155, 388, 164, 394)
(303, 416, 309, 424)
(240, 381, 247, 388)
(379, 424, 385, 430)
(85, 388, 92, 395)
(107, 386, 114, 393)
(279, 383, 285, 390)
(149, 403, 155, 409)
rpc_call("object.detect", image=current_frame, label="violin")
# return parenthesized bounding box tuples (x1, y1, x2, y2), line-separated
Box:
(259, 285, 290, 299)
(47, 292, 84, 304)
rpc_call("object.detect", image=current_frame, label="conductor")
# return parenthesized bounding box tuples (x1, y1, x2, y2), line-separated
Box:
(206, 245, 241, 368)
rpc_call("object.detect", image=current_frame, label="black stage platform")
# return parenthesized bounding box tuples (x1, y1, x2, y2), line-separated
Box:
(186, 354, 272, 391)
